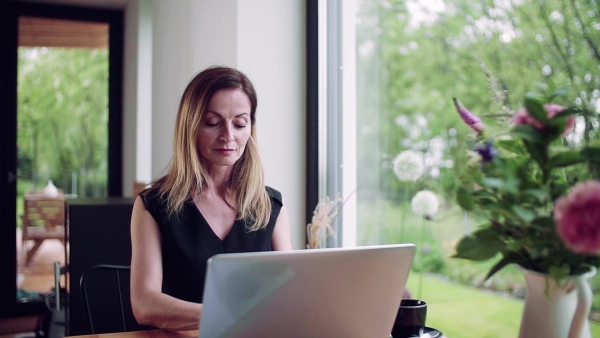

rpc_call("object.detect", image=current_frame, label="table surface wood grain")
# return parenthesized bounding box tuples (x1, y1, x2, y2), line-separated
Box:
(67, 330, 198, 338)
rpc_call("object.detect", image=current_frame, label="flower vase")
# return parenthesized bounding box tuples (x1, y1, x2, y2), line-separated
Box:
(519, 267, 596, 338)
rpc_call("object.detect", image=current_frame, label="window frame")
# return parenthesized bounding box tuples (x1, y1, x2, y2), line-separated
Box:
(306, 0, 357, 248)
(0, 1, 123, 317)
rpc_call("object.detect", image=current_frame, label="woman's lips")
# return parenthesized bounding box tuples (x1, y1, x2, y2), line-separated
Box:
(215, 148, 235, 155)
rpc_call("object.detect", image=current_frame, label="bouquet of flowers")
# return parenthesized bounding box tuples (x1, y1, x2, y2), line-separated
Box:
(451, 90, 600, 283)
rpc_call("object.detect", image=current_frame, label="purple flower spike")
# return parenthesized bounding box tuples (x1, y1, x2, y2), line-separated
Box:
(453, 97, 485, 135)
(476, 141, 497, 162)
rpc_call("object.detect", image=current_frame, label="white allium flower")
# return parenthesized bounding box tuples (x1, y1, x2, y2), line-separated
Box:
(392, 150, 424, 182)
(411, 190, 439, 216)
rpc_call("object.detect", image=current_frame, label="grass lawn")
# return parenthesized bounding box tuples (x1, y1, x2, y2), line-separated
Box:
(358, 198, 600, 324)
(405, 273, 600, 338)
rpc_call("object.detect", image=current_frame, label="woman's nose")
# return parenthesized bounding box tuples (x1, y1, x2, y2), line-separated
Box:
(220, 124, 235, 141)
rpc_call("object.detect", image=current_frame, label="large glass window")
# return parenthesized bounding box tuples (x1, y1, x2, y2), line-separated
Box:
(316, 0, 600, 336)
(16, 16, 111, 306)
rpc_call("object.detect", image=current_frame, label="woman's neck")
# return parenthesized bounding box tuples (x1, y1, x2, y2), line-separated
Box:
(199, 167, 232, 199)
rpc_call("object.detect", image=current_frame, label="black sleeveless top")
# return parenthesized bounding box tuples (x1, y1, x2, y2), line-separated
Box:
(140, 186, 282, 303)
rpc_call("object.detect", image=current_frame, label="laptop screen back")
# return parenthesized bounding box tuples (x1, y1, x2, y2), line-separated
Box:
(199, 244, 415, 338)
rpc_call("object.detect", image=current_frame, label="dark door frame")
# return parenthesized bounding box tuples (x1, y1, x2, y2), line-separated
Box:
(0, 0, 123, 317)
(306, 0, 319, 244)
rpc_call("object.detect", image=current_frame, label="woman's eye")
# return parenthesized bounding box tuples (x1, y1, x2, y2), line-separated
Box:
(205, 121, 219, 127)
(234, 118, 249, 129)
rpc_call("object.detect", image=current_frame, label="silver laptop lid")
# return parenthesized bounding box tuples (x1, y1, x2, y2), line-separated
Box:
(198, 244, 415, 338)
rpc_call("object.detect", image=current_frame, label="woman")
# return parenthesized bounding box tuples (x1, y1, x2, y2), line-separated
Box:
(130, 66, 293, 330)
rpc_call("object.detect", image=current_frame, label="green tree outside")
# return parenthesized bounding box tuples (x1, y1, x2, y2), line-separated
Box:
(354, 0, 600, 319)
(18, 47, 109, 198)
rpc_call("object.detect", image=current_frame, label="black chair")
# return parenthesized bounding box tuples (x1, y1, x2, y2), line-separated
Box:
(79, 264, 145, 334)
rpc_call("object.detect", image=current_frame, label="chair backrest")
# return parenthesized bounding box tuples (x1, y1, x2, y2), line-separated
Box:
(66, 199, 141, 335)
(22, 192, 66, 230)
(79, 264, 144, 334)
(22, 194, 66, 248)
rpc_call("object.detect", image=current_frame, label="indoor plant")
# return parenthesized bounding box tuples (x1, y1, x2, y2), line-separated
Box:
(451, 90, 600, 337)
(451, 90, 600, 281)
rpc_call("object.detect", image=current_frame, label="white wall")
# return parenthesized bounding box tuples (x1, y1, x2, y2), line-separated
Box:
(122, 0, 140, 197)
(150, 0, 239, 177)
(19, 0, 307, 248)
(148, 0, 306, 248)
(237, 0, 306, 250)
(134, 0, 153, 187)
(123, 0, 153, 196)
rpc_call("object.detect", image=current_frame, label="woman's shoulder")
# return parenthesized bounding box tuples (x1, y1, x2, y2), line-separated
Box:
(140, 185, 159, 199)
(265, 186, 283, 205)
(139, 185, 168, 210)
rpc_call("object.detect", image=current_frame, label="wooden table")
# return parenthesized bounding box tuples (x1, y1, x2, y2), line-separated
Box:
(67, 330, 198, 338)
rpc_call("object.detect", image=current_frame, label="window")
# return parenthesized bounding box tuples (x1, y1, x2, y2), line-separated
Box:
(311, 0, 600, 336)
(0, 1, 123, 317)
(315, 0, 600, 267)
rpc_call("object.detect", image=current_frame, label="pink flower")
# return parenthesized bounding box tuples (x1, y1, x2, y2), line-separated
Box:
(453, 98, 485, 134)
(554, 181, 600, 255)
(511, 104, 575, 137)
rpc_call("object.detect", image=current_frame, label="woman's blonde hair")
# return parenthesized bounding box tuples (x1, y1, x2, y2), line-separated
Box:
(150, 66, 271, 231)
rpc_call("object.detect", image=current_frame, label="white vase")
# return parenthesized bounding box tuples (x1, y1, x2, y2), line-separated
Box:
(43, 179, 59, 197)
(519, 267, 596, 338)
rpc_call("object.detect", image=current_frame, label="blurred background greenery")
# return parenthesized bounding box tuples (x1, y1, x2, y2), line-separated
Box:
(18, 47, 108, 202)
(352, 0, 600, 328)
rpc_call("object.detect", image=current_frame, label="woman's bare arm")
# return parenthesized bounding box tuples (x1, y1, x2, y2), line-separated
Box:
(130, 196, 203, 330)
(272, 203, 293, 251)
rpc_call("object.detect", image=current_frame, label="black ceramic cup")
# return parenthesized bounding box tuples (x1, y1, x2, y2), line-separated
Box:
(391, 299, 427, 338)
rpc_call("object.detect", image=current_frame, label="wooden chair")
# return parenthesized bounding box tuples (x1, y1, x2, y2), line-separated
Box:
(21, 192, 66, 266)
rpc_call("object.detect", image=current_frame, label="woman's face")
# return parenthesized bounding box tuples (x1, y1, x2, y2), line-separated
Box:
(197, 88, 252, 169)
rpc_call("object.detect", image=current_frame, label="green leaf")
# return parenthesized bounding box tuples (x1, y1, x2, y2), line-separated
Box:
(513, 125, 545, 144)
(549, 264, 570, 284)
(451, 227, 504, 261)
(505, 239, 527, 252)
(456, 186, 475, 211)
(496, 139, 527, 155)
(524, 92, 548, 124)
(546, 117, 567, 141)
(550, 180, 570, 200)
(531, 216, 554, 229)
(511, 206, 536, 223)
(477, 198, 498, 208)
(553, 107, 579, 119)
(480, 177, 505, 189)
(523, 140, 548, 169)
(503, 177, 520, 195)
(549, 151, 585, 167)
(549, 87, 571, 101)
(523, 189, 549, 202)
(534, 82, 549, 93)
(485, 205, 520, 222)
(485, 252, 523, 280)
(504, 156, 529, 171)
(580, 147, 600, 162)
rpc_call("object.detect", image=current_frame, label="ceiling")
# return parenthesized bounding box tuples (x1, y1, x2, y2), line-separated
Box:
(19, 16, 109, 49)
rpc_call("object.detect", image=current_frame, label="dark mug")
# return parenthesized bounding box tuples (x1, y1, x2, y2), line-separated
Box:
(391, 299, 427, 338)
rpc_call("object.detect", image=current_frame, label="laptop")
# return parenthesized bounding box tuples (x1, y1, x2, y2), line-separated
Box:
(198, 244, 415, 338)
